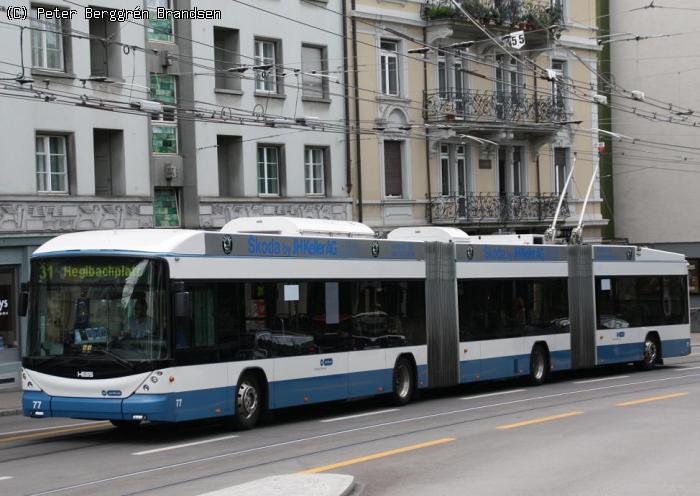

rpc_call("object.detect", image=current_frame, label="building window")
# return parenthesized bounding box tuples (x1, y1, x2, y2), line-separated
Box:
(305, 147, 326, 195)
(380, 40, 399, 96)
(146, 0, 174, 42)
(36, 135, 68, 193)
(554, 147, 568, 194)
(437, 52, 447, 99)
(512, 146, 524, 195)
(689, 259, 700, 295)
(440, 144, 450, 196)
(93, 129, 125, 197)
(456, 145, 467, 195)
(30, 6, 65, 71)
(150, 73, 176, 104)
(384, 140, 403, 197)
(551, 59, 566, 108)
(258, 145, 281, 196)
(88, 8, 121, 79)
(255, 39, 278, 93)
(301, 44, 328, 100)
(153, 188, 180, 227)
(217, 135, 243, 197)
(214, 27, 241, 91)
(150, 74, 177, 154)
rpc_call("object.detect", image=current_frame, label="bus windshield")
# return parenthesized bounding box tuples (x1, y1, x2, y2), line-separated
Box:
(28, 257, 168, 362)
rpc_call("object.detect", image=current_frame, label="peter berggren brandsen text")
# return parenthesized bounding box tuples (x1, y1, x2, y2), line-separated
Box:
(34, 6, 222, 21)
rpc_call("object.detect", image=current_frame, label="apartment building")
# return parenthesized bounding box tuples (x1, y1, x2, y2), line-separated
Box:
(348, 0, 606, 238)
(609, 0, 700, 316)
(0, 0, 349, 386)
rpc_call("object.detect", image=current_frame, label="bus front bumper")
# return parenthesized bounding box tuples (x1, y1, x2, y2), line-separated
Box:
(22, 391, 175, 422)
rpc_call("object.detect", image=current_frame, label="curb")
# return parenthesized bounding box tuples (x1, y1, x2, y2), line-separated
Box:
(0, 408, 21, 417)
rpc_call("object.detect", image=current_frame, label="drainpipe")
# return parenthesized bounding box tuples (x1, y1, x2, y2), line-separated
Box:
(341, 0, 353, 199)
(423, 26, 433, 224)
(351, 0, 363, 222)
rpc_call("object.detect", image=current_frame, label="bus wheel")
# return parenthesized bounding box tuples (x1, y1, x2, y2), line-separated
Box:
(110, 420, 141, 430)
(231, 374, 262, 430)
(391, 358, 415, 406)
(640, 335, 660, 370)
(529, 345, 549, 386)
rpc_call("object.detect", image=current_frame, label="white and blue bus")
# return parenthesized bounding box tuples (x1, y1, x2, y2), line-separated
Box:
(20, 217, 690, 429)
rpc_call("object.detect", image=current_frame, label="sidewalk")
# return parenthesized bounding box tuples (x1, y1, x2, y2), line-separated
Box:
(0, 389, 22, 417)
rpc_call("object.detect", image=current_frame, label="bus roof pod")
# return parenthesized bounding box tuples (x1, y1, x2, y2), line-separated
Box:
(220, 216, 376, 239)
(387, 227, 471, 243)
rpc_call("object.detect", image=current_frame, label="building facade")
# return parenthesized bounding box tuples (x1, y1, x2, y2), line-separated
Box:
(609, 0, 700, 316)
(348, 0, 606, 238)
(0, 0, 349, 387)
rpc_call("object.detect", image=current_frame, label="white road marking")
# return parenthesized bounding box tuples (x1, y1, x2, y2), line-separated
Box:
(675, 366, 700, 371)
(0, 421, 107, 437)
(0, 476, 13, 481)
(574, 375, 630, 384)
(132, 434, 240, 456)
(460, 389, 525, 400)
(320, 409, 399, 423)
(29, 371, 700, 496)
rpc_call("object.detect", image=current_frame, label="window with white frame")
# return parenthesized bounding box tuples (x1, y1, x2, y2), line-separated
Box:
(437, 52, 447, 99)
(36, 135, 68, 193)
(30, 6, 64, 70)
(551, 59, 566, 108)
(456, 145, 467, 195)
(146, 0, 174, 42)
(380, 40, 399, 96)
(255, 39, 278, 93)
(258, 145, 280, 195)
(440, 144, 450, 196)
(305, 147, 325, 195)
(512, 146, 525, 195)
(554, 147, 568, 194)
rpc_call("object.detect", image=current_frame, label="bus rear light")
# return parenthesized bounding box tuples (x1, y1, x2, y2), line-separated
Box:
(156, 371, 163, 376)
(169, 376, 175, 383)
(143, 384, 150, 391)
(150, 376, 158, 383)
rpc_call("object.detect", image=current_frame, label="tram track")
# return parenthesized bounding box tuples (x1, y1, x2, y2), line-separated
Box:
(13, 367, 700, 496)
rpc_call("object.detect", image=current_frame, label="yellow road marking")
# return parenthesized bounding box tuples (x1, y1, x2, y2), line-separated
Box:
(0, 422, 111, 443)
(301, 437, 455, 474)
(616, 392, 689, 407)
(496, 411, 584, 430)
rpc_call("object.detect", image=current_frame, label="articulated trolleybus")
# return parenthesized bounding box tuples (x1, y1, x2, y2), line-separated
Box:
(21, 217, 690, 429)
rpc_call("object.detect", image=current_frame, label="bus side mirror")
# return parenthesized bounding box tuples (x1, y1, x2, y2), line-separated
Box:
(18, 282, 29, 317)
(173, 282, 191, 319)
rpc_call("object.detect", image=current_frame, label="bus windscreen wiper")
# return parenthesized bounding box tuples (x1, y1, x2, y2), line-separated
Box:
(90, 349, 136, 371)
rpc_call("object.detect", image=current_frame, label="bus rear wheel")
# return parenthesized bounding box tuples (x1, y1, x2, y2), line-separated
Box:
(230, 374, 262, 430)
(640, 335, 660, 370)
(529, 345, 549, 386)
(391, 358, 415, 406)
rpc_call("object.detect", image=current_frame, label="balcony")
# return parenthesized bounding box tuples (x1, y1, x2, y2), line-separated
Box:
(428, 192, 569, 225)
(425, 88, 567, 130)
(421, 0, 563, 34)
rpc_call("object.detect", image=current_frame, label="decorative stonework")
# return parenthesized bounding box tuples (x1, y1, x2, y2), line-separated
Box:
(0, 202, 154, 233)
(199, 201, 352, 228)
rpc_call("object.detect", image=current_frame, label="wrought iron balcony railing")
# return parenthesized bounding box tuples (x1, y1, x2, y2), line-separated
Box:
(425, 89, 567, 125)
(428, 192, 569, 224)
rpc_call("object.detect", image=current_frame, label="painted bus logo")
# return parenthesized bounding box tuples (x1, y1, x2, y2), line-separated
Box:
(222, 235, 233, 255)
(320, 358, 333, 367)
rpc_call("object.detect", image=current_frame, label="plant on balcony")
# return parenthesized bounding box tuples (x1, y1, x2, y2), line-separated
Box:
(424, 3, 457, 19)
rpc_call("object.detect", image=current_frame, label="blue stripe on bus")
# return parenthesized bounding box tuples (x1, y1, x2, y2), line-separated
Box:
(21, 338, 691, 422)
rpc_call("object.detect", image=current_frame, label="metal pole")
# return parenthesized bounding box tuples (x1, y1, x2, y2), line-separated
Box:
(544, 152, 576, 242)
